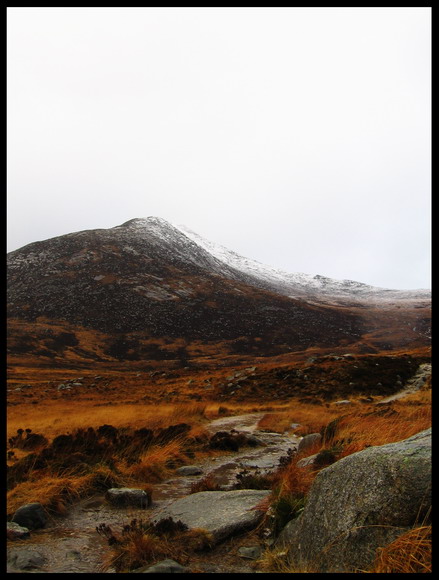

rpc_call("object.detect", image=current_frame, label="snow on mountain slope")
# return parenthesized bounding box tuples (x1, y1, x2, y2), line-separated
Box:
(8, 216, 430, 307)
(174, 221, 430, 305)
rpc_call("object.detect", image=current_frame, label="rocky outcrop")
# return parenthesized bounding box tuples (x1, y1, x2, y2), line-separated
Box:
(278, 428, 431, 573)
(152, 489, 270, 544)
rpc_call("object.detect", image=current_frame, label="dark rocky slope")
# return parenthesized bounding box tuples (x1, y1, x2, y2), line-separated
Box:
(7, 217, 430, 363)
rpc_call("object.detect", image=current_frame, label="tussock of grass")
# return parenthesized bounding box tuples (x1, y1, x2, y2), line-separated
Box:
(190, 474, 223, 493)
(258, 547, 319, 573)
(120, 438, 185, 483)
(370, 525, 431, 573)
(7, 465, 124, 515)
(97, 518, 213, 572)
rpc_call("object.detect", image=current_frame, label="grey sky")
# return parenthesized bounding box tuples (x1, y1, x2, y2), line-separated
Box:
(7, 7, 431, 290)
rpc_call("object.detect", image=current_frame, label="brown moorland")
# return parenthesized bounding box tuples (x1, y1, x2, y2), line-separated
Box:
(7, 343, 431, 573)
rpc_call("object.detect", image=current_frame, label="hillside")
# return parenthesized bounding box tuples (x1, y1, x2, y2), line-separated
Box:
(7, 217, 430, 372)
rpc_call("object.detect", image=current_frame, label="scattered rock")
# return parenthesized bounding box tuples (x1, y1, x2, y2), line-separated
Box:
(133, 559, 188, 573)
(65, 549, 82, 560)
(175, 465, 203, 476)
(245, 435, 264, 447)
(296, 454, 318, 468)
(296, 433, 322, 455)
(7, 548, 46, 570)
(11, 503, 47, 530)
(238, 545, 262, 559)
(7, 522, 30, 540)
(152, 489, 270, 544)
(105, 488, 152, 508)
(277, 428, 431, 573)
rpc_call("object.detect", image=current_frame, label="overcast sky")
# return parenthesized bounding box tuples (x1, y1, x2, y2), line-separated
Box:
(7, 7, 431, 290)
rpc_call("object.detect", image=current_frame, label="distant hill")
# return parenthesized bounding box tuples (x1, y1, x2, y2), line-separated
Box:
(7, 217, 431, 366)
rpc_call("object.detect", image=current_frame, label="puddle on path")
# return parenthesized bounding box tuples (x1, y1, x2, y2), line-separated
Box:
(7, 413, 299, 573)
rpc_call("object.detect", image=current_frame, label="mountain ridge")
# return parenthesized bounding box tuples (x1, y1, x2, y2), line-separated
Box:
(7, 217, 431, 366)
(172, 220, 430, 303)
(10, 215, 428, 297)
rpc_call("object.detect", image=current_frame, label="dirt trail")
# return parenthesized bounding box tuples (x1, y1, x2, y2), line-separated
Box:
(7, 413, 299, 573)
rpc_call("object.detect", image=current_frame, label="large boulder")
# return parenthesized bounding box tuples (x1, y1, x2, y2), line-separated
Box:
(278, 428, 431, 573)
(152, 489, 270, 544)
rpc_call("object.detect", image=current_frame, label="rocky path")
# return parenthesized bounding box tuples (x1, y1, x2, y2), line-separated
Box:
(7, 413, 299, 573)
(377, 363, 431, 404)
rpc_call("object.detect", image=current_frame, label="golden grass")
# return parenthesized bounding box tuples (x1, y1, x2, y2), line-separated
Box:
(7, 373, 431, 573)
(7, 400, 210, 442)
(104, 530, 172, 572)
(262, 388, 432, 570)
(335, 392, 431, 456)
(7, 464, 123, 515)
(370, 525, 431, 573)
(259, 525, 432, 573)
(119, 439, 184, 483)
(257, 405, 340, 435)
(257, 388, 431, 447)
(257, 547, 319, 573)
(6, 399, 223, 517)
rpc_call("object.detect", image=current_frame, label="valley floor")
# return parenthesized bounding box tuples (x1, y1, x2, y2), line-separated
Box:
(7, 347, 431, 573)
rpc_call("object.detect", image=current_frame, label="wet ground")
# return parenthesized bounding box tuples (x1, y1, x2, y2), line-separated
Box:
(7, 413, 299, 573)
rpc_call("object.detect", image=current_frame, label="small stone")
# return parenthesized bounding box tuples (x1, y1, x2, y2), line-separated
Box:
(238, 545, 262, 559)
(134, 558, 188, 573)
(105, 488, 151, 508)
(7, 522, 30, 540)
(296, 454, 318, 468)
(175, 466, 203, 476)
(297, 433, 322, 455)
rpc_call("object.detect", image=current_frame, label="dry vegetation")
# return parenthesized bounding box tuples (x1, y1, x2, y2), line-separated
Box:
(255, 387, 431, 574)
(371, 525, 431, 573)
(7, 348, 431, 573)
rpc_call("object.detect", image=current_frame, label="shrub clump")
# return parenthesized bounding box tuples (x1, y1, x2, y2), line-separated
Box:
(208, 430, 249, 451)
(97, 517, 213, 572)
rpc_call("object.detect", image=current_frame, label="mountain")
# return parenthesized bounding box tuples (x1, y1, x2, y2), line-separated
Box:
(7, 217, 431, 367)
